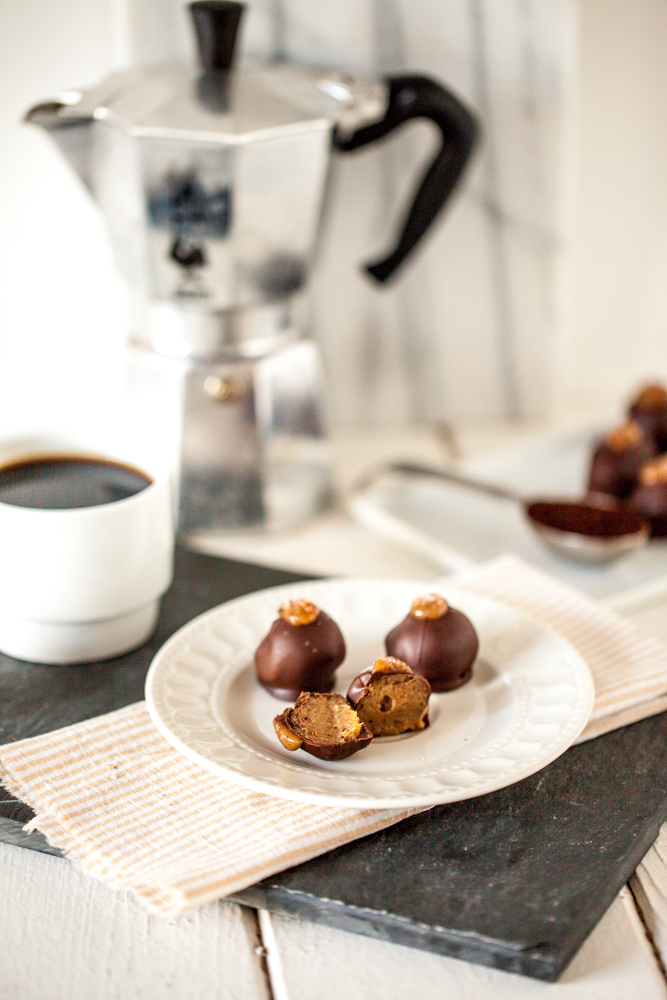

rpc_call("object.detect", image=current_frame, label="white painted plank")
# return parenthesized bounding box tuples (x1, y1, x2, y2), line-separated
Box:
(263, 887, 667, 1000)
(631, 827, 667, 972)
(500, 222, 561, 417)
(480, 0, 576, 232)
(0, 843, 268, 1000)
(614, 591, 667, 977)
(564, 0, 667, 414)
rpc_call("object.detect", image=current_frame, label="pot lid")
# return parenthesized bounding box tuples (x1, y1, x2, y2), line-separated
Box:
(89, 62, 333, 143)
(49, 2, 339, 144)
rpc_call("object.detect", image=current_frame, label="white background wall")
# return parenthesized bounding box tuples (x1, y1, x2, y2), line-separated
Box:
(0, 0, 666, 439)
(564, 0, 667, 416)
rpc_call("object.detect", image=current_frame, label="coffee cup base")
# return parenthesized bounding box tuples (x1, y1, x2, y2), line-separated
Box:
(0, 600, 161, 665)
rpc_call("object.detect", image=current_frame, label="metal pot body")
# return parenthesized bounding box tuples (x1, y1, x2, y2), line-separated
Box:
(81, 65, 335, 359)
(25, 11, 478, 534)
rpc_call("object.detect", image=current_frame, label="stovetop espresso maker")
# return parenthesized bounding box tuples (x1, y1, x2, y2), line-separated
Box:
(27, 0, 477, 535)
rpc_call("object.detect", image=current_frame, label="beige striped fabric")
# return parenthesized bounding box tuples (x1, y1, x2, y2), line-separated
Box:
(450, 555, 667, 742)
(1, 702, 417, 913)
(1, 554, 666, 915)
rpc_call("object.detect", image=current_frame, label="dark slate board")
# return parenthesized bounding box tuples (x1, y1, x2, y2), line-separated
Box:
(1, 546, 666, 981)
(0, 547, 308, 847)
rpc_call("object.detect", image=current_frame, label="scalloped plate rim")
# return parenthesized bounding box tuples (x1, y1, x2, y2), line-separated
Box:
(145, 577, 595, 808)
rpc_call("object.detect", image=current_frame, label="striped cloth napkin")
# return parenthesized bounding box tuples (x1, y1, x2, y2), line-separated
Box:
(1, 554, 667, 916)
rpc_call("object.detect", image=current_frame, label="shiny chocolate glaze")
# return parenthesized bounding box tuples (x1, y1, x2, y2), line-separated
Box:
(254, 609, 345, 700)
(346, 668, 374, 707)
(385, 606, 478, 693)
(587, 434, 655, 501)
(628, 483, 667, 537)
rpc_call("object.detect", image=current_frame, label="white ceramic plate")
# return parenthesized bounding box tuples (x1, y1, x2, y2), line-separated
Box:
(145, 578, 595, 809)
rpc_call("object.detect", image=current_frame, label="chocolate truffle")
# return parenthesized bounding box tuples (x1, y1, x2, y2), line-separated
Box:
(628, 383, 667, 452)
(273, 692, 372, 761)
(385, 594, 478, 693)
(628, 455, 667, 536)
(347, 657, 430, 736)
(254, 599, 346, 700)
(587, 421, 656, 501)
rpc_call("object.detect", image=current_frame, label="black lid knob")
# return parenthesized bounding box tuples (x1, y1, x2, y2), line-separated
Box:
(190, 1, 245, 72)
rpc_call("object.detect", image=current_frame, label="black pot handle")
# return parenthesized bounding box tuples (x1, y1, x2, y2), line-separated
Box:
(334, 74, 479, 284)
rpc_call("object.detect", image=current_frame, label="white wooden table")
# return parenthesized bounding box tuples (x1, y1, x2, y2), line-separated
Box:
(3, 421, 667, 1000)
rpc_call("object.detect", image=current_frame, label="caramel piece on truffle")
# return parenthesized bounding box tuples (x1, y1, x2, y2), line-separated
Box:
(273, 692, 372, 760)
(278, 599, 319, 626)
(587, 421, 655, 501)
(628, 383, 667, 452)
(255, 600, 346, 700)
(385, 594, 478, 692)
(347, 657, 430, 736)
(639, 454, 667, 487)
(633, 383, 667, 410)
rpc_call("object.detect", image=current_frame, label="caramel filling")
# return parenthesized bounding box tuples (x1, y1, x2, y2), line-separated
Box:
(273, 717, 303, 751)
(356, 673, 430, 737)
(290, 697, 363, 745)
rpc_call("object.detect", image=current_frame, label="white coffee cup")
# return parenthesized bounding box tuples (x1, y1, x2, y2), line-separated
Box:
(0, 435, 174, 664)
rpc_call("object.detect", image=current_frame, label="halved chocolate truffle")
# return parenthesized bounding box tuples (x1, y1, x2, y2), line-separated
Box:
(628, 383, 667, 452)
(587, 420, 656, 501)
(273, 692, 372, 760)
(628, 454, 667, 536)
(385, 594, 478, 693)
(347, 657, 430, 736)
(254, 599, 346, 700)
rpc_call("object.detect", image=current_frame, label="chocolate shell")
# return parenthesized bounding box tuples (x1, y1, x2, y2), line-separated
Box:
(628, 455, 667, 536)
(385, 594, 478, 693)
(587, 421, 655, 501)
(273, 692, 372, 761)
(347, 657, 430, 736)
(254, 599, 346, 700)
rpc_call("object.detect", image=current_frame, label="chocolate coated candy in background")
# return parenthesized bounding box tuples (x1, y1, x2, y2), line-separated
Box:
(628, 483, 667, 536)
(628, 383, 667, 452)
(587, 421, 656, 501)
(628, 455, 667, 536)
(273, 692, 372, 760)
(385, 598, 478, 693)
(254, 603, 346, 700)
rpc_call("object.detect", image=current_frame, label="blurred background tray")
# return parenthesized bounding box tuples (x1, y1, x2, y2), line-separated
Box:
(349, 423, 667, 602)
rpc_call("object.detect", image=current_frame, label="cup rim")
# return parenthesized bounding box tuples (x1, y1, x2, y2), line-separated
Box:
(0, 446, 166, 516)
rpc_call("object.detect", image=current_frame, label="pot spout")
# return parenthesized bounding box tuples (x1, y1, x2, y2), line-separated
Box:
(25, 95, 95, 194)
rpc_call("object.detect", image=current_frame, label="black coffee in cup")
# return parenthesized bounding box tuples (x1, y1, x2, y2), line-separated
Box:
(0, 455, 152, 509)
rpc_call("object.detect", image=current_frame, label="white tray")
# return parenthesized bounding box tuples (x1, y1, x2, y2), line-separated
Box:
(348, 425, 667, 604)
